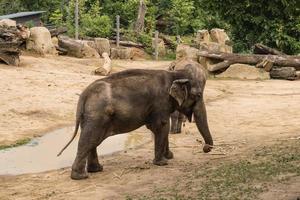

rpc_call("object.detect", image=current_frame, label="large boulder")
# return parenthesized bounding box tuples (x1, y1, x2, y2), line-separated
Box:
(176, 44, 199, 61)
(81, 41, 100, 58)
(216, 64, 270, 80)
(210, 28, 230, 45)
(94, 38, 110, 56)
(26, 27, 57, 55)
(0, 19, 16, 27)
(152, 38, 166, 57)
(196, 30, 211, 48)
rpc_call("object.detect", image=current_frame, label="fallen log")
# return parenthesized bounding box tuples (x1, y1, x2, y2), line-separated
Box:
(49, 27, 68, 37)
(198, 51, 300, 72)
(109, 40, 144, 48)
(270, 67, 299, 80)
(58, 36, 83, 58)
(253, 43, 285, 55)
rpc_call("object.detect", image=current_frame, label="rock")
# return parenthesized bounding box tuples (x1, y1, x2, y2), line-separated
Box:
(216, 64, 270, 80)
(51, 37, 59, 47)
(130, 47, 147, 60)
(81, 41, 100, 58)
(210, 28, 230, 45)
(94, 38, 110, 56)
(26, 27, 57, 55)
(0, 19, 16, 27)
(196, 30, 211, 48)
(111, 47, 132, 59)
(152, 38, 166, 57)
(199, 41, 232, 53)
(176, 44, 199, 61)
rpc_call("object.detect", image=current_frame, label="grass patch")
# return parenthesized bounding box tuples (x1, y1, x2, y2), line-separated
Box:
(0, 138, 31, 150)
(127, 140, 300, 200)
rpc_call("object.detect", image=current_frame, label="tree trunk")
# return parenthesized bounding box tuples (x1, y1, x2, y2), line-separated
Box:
(253, 43, 285, 55)
(109, 40, 144, 48)
(134, 0, 147, 33)
(198, 51, 300, 72)
(49, 27, 68, 37)
(58, 36, 84, 58)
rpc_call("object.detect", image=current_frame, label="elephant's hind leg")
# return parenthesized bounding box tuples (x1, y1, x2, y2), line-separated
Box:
(87, 148, 103, 173)
(71, 120, 107, 180)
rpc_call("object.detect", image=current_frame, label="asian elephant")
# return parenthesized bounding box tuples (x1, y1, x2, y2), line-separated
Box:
(57, 63, 213, 180)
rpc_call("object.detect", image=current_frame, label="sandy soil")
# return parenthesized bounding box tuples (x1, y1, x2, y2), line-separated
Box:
(0, 55, 299, 199)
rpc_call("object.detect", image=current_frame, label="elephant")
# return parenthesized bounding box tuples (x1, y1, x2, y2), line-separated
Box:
(57, 62, 213, 180)
(169, 58, 203, 134)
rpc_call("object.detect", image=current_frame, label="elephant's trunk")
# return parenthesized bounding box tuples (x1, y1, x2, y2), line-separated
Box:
(193, 99, 213, 153)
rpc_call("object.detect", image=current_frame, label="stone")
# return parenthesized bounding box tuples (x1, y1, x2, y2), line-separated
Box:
(0, 19, 16, 27)
(51, 37, 59, 47)
(81, 41, 100, 58)
(176, 44, 199, 61)
(210, 28, 230, 45)
(196, 30, 211, 48)
(26, 27, 57, 55)
(216, 64, 270, 80)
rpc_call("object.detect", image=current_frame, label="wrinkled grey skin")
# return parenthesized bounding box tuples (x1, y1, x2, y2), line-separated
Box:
(58, 64, 213, 180)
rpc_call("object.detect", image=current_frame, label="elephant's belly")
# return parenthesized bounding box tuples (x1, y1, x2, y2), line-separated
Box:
(111, 117, 145, 134)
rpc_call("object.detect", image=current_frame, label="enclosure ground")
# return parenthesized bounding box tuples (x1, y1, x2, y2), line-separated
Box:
(0, 56, 299, 199)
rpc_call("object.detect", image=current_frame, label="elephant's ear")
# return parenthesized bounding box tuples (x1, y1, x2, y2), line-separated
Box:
(169, 79, 190, 106)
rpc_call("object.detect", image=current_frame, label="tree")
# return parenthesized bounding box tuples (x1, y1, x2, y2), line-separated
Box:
(200, 0, 300, 54)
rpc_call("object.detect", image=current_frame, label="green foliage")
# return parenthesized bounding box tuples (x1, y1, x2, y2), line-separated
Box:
(81, 15, 112, 37)
(0, 0, 299, 54)
(201, 0, 300, 54)
(49, 9, 64, 26)
(168, 0, 195, 35)
(24, 20, 35, 28)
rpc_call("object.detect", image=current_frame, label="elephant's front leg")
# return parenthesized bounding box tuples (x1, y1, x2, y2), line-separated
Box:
(150, 119, 171, 166)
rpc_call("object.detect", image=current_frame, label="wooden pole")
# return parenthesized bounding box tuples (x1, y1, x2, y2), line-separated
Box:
(75, 0, 79, 40)
(116, 15, 120, 48)
(155, 30, 159, 60)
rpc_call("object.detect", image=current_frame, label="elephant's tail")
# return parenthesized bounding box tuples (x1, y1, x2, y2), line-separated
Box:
(57, 95, 84, 157)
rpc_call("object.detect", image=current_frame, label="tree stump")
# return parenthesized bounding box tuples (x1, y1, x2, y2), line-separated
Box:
(94, 38, 110, 56)
(111, 47, 132, 59)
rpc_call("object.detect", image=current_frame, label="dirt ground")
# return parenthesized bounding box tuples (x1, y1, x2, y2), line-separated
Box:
(0, 55, 299, 200)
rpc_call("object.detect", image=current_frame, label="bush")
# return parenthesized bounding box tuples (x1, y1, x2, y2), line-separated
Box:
(81, 15, 112, 38)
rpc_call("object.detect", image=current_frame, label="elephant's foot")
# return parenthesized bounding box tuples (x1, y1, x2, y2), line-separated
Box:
(164, 150, 174, 159)
(71, 170, 88, 180)
(153, 157, 168, 166)
(87, 163, 103, 173)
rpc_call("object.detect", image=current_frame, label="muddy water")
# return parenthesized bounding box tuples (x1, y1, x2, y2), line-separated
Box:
(0, 126, 151, 175)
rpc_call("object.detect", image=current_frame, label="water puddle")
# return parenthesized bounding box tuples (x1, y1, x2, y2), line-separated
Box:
(0, 126, 151, 175)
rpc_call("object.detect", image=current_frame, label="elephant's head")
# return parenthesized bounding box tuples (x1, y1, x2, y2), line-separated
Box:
(169, 63, 213, 153)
